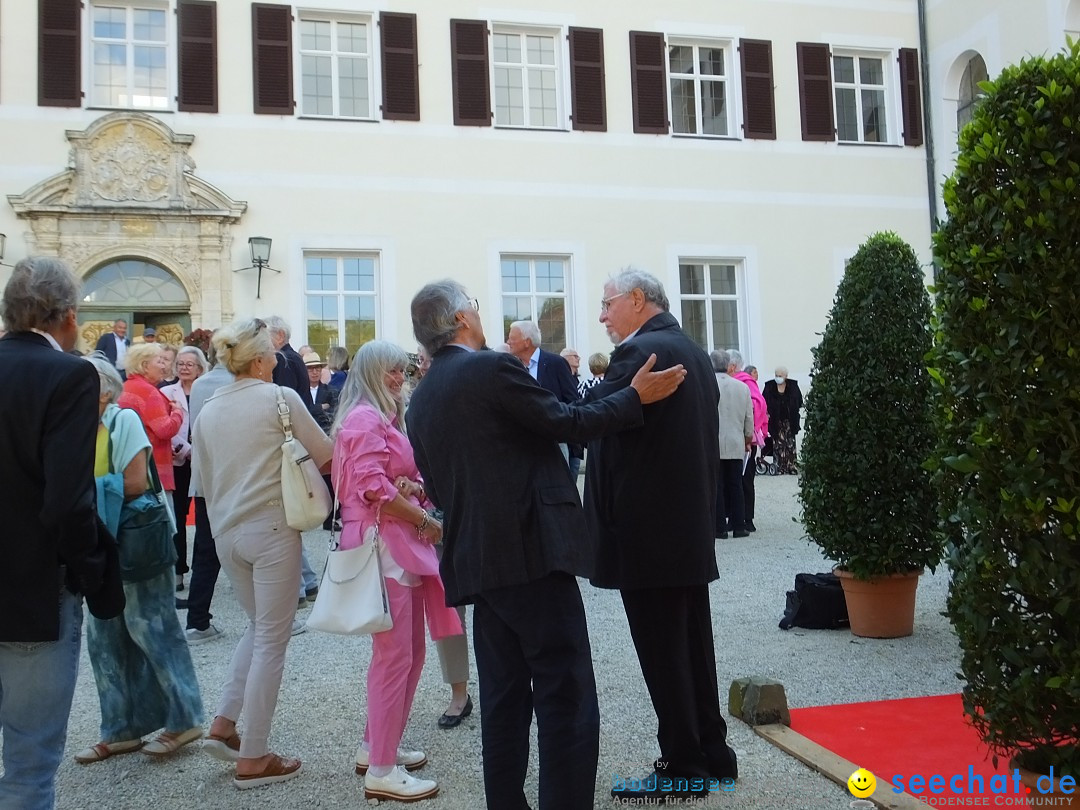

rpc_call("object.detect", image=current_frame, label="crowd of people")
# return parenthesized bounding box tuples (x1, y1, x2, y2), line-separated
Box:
(0, 256, 806, 810)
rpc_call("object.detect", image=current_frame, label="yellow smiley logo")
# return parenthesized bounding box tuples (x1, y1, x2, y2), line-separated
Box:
(847, 768, 877, 798)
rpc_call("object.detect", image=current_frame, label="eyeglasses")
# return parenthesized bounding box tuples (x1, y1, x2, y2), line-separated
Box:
(469, 298, 480, 312)
(253, 318, 267, 331)
(176, 361, 198, 369)
(600, 292, 628, 312)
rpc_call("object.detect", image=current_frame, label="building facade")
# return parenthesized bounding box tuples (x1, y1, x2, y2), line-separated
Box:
(0, 0, 1070, 375)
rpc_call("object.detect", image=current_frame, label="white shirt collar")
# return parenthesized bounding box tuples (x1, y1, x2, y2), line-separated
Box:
(31, 329, 62, 352)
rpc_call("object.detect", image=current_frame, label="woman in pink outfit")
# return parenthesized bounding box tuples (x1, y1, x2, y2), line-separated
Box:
(332, 340, 462, 804)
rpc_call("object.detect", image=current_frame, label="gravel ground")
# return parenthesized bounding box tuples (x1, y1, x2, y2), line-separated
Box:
(47, 474, 960, 810)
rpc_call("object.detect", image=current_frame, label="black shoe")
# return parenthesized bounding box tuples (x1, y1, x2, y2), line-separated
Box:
(611, 769, 708, 801)
(437, 695, 473, 729)
(716, 532, 728, 539)
(175, 598, 189, 609)
(745, 520, 757, 532)
(710, 746, 739, 781)
(732, 529, 750, 538)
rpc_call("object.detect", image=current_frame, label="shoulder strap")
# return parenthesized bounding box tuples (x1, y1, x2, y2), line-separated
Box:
(275, 385, 294, 441)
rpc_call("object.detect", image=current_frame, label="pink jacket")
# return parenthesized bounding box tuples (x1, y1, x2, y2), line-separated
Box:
(332, 403, 461, 640)
(733, 371, 768, 447)
(118, 374, 182, 490)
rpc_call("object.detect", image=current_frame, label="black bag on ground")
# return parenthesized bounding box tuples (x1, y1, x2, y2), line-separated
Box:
(778, 572, 849, 630)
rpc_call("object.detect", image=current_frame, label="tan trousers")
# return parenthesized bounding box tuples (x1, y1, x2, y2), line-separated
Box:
(434, 541, 470, 685)
(214, 508, 300, 758)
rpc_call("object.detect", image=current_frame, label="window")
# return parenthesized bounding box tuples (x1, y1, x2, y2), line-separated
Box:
(304, 253, 378, 356)
(90, 2, 170, 108)
(500, 255, 569, 351)
(299, 15, 373, 118)
(668, 41, 732, 136)
(679, 261, 743, 352)
(492, 27, 560, 128)
(832, 52, 888, 143)
(956, 54, 988, 132)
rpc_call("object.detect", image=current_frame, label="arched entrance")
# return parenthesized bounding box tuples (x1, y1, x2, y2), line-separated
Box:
(79, 258, 192, 350)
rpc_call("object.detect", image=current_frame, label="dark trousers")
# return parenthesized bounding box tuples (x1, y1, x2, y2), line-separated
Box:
(715, 458, 745, 534)
(472, 573, 599, 810)
(171, 461, 191, 575)
(742, 446, 757, 521)
(184, 497, 221, 631)
(321, 474, 336, 530)
(620, 585, 735, 780)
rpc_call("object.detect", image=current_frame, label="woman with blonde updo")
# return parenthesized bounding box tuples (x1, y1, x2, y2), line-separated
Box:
(191, 318, 333, 790)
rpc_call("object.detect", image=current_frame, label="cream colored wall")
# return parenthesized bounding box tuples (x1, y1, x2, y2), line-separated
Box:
(0, 0, 932, 380)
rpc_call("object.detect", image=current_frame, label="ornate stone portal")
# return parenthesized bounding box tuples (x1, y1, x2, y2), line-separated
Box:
(7, 111, 247, 327)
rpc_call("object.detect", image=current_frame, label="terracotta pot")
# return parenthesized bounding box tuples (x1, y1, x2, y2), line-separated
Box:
(1012, 759, 1078, 808)
(834, 568, 921, 638)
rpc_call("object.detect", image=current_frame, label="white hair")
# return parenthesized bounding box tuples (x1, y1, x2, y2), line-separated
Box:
(510, 320, 541, 346)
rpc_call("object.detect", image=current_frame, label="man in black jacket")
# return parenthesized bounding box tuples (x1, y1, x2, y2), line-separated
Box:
(0, 257, 125, 809)
(407, 280, 685, 810)
(93, 318, 130, 376)
(583, 268, 738, 802)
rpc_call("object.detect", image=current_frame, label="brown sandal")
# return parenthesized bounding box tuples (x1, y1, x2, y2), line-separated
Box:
(202, 731, 242, 763)
(233, 754, 303, 789)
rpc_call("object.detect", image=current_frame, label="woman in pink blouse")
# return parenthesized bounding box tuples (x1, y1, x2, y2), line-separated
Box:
(331, 340, 462, 804)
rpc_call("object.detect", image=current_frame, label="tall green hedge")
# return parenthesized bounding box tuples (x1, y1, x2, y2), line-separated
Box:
(799, 232, 939, 580)
(932, 42, 1080, 773)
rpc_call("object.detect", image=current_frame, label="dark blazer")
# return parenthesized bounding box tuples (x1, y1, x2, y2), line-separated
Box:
(407, 346, 644, 605)
(762, 378, 804, 435)
(310, 382, 338, 433)
(0, 332, 125, 641)
(273, 342, 315, 408)
(583, 311, 720, 590)
(94, 330, 129, 365)
(535, 349, 578, 405)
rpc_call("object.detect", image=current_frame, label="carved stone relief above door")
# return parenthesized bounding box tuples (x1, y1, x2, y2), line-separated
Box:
(7, 112, 247, 327)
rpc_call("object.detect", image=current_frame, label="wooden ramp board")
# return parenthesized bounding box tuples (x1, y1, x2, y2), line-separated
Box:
(755, 723, 927, 810)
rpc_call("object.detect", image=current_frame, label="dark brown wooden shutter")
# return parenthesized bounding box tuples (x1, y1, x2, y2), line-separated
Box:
(899, 47, 923, 146)
(38, 0, 81, 107)
(797, 42, 834, 141)
(450, 19, 489, 126)
(629, 31, 667, 134)
(178, 0, 218, 112)
(380, 12, 419, 121)
(252, 3, 293, 115)
(740, 39, 775, 140)
(569, 27, 606, 132)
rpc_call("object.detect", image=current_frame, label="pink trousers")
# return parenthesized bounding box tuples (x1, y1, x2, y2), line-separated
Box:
(363, 577, 426, 766)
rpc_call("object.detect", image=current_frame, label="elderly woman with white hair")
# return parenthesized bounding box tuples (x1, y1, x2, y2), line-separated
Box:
(192, 318, 333, 789)
(332, 340, 462, 803)
(161, 346, 209, 596)
(118, 342, 184, 589)
(762, 366, 804, 475)
(76, 354, 204, 763)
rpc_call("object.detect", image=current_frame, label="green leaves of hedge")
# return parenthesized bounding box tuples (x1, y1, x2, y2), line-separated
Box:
(799, 232, 939, 581)
(933, 41, 1080, 775)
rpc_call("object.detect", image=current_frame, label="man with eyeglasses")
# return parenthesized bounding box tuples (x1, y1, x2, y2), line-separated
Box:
(407, 279, 686, 810)
(585, 267, 739, 803)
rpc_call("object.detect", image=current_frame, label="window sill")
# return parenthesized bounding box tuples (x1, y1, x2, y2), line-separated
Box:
(836, 139, 901, 148)
(493, 125, 569, 133)
(86, 105, 174, 114)
(670, 133, 739, 142)
(298, 115, 379, 123)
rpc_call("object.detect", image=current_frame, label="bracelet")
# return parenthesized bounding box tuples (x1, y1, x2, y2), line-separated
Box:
(417, 512, 430, 537)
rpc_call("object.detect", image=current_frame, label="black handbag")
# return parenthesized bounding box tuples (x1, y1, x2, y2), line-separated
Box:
(778, 572, 850, 630)
(116, 450, 177, 582)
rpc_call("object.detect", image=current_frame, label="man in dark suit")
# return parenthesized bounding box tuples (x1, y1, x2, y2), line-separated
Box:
(93, 318, 130, 374)
(265, 315, 314, 409)
(407, 280, 685, 810)
(583, 268, 739, 802)
(0, 257, 125, 809)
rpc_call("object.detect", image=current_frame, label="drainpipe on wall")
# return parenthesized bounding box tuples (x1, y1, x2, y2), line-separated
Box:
(917, 0, 941, 282)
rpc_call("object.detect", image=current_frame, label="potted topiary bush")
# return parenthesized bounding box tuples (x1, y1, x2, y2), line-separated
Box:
(932, 41, 1079, 800)
(799, 231, 940, 638)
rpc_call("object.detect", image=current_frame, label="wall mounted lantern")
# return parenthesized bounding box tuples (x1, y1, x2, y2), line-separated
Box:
(236, 236, 279, 298)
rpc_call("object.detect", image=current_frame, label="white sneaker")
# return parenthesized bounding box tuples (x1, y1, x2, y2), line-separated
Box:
(185, 624, 223, 645)
(354, 744, 427, 775)
(290, 619, 307, 637)
(364, 765, 438, 802)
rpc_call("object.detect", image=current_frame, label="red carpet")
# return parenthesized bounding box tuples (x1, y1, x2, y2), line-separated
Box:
(186, 500, 195, 526)
(789, 694, 1030, 801)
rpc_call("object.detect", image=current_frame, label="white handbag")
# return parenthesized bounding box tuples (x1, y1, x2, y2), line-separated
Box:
(275, 386, 332, 532)
(306, 518, 394, 636)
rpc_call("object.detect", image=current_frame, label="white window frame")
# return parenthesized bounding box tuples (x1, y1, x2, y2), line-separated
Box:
(831, 48, 894, 145)
(295, 10, 377, 120)
(499, 254, 572, 352)
(302, 251, 381, 354)
(490, 24, 566, 130)
(677, 258, 747, 353)
(86, 0, 174, 111)
(666, 37, 737, 138)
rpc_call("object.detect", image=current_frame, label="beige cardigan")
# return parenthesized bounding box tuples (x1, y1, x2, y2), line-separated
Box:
(191, 379, 333, 537)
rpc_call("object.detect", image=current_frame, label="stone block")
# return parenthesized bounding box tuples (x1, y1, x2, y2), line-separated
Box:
(728, 677, 791, 726)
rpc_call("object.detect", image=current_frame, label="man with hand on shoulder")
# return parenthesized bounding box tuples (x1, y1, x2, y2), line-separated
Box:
(0, 257, 125, 810)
